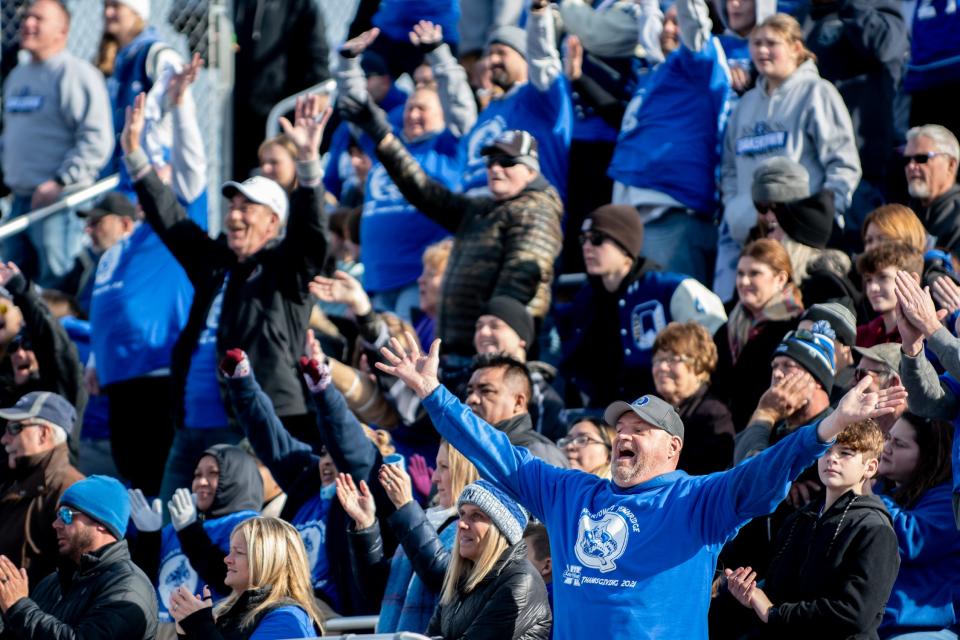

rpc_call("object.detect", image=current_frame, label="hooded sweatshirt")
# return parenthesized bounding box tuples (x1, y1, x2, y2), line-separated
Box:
(154, 445, 262, 623)
(721, 59, 861, 245)
(758, 490, 900, 638)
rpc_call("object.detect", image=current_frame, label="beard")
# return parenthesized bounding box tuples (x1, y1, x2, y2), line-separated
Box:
(611, 454, 648, 486)
(908, 178, 931, 200)
(490, 67, 513, 91)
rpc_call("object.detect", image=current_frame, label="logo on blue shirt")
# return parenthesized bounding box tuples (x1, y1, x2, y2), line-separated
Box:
(575, 509, 630, 573)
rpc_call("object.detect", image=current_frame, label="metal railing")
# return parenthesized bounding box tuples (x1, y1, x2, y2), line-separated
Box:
(0, 175, 120, 242)
(265, 79, 338, 140)
(324, 615, 380, 633)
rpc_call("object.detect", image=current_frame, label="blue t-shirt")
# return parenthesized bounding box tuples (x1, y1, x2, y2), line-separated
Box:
(250, 606, 316, 639)
(459, 77, 573, 199)
(372, 0, 460, 46)
(183, 277, 229, 428)
(360, 129, 457, 292)
(290, 487, 338, 610)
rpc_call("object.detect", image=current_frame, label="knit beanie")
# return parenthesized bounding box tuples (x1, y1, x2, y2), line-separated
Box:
(486, 26, 528, 60)
(583, 204, 644, 260)
(751, 157, 811, 203)
(117, 0, 150, 20)
(801, 299, 857, 346)
(458, 479, 529, 545)
(774, 190, 836, 250)
(773, 321, 837, 393)
(60, 475, 130, 539)
(480, 296, 535, 348)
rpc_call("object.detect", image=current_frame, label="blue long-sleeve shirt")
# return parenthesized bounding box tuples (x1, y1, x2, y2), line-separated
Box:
(421, 385, 833, 639)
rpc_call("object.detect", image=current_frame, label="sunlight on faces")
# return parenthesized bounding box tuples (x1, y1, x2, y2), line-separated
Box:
(726, 0, 757, 35)
(879, 418, 919, 484)
(757, 208, 785, 241)
(223, 531, 250, 592)
(20, 0, 69, 58)
(563, 421, 611, 473)
(770, 355, 814, 387)
(904, 135, 958, 202)
(863, 266, 898, 314)
(224, 195, 281, 261)
(53, 507, 100, 560)
(417, 264, 444, 317)
(582, 233, 632, 278)
(259, 144, 297, 192)
(611, 413, 680, 487)
(319, 452, 337, 487)
(413, 63, 436, 90)
(457, 503, 493, 561)
(736, 256, 788, 315)
(85, 213, 132, 253)
(2, 421, 54, 469)
(402, 89, 444, 140)
(433, 444, 454, 509)
(652, 351, 704, 406)
(464, 367, 525, 425)
(486, 159, 535, 201)
(485, 43, 526, 91)
(817, 444, 877, 492)
(474, 315, 526, 357)
(862, 223, 893, 253)
(192, 455, 220, 513)
(749, 27, 801, 84)
(103, 0, 142, 41)
(660, 7, 679, 55)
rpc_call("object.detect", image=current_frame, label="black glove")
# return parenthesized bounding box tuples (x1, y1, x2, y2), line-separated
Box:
(337, 94, 392, 144)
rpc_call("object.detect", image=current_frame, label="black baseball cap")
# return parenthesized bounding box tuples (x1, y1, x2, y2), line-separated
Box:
(77, 192, 137, 221)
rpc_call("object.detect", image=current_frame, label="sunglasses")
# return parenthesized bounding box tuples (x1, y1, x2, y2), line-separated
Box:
(57, 506, 83, 525)
(4, 421, 42, 435)
(9, 334, 32, 352)
(754, 201, 785, 215)
(902, 152, 948, 166)
(485, 156, 521, 169)
(579, 230, 610, 247)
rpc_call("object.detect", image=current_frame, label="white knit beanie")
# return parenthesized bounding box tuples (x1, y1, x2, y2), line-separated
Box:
(117, 0, 151, 21)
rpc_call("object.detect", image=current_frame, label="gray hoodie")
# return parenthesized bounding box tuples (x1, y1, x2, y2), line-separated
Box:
(720, 59, 861, 244)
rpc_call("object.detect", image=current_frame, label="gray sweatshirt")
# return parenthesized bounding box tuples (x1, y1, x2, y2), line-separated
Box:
(1, 50, 114, 194)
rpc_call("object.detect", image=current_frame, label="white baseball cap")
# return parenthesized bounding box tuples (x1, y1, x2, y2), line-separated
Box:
(117, 0, 150, 20)
(221, 176, 289, 224)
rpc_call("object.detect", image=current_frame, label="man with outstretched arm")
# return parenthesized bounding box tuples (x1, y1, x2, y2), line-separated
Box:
(377, 334, 907, 639)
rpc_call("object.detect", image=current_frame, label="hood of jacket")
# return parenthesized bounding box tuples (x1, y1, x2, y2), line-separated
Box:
(200, 444, 264, 519)
(756, 58, 821, 94)
(717, 0, 762, 38)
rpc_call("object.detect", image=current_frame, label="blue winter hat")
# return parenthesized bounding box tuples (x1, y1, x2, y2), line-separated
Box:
(773, 321, 837, 393)
(458, 479, 529, 545)
(60, 475, 130, 539)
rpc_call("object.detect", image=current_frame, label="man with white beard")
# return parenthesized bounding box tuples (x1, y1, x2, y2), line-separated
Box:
(904, 125, 960, 258)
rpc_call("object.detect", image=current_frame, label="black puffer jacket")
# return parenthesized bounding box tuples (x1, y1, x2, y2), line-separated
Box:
(427, 542, 552, 640)
(0, 540, 158, 640)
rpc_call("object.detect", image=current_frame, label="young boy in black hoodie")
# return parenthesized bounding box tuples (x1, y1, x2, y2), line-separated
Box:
(725, 418, 900, 639)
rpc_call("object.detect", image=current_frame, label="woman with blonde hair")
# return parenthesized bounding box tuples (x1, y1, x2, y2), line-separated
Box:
(862, 204, 928, 253)
(258, 135, 300, 193)
(713, 239, 804, 428)
(429, 480, 552, 639)
(715, 12, 861, 301)
(169, 516, 324, 639)
(338, 440, 480, 633)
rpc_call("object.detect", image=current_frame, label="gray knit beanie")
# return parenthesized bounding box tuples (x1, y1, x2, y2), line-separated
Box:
(458, 479, 529, 545)
(486, 26, 528, 60)
(751, 157, 811, 204)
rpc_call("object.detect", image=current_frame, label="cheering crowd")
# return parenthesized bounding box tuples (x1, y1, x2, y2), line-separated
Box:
(1, 0, 959, 637)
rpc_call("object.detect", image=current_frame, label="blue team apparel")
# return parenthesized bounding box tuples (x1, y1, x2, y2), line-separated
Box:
(372, 0, 460, 46)
(155, 510, 258, 623)
(609, 38, 733, 215)
(183, 277, 230, 428)
(459, 77, 573, 199)
(361, 129, 457, 292)
(61, 317, 110, 440)
(290, 489, 336, 607)
(904, 0, 960, 92)
(421, 385, 833, 639)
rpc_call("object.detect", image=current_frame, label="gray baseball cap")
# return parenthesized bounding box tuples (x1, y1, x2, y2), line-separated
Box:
(853, 343, 902, 376)
(604, 395, 684, 441)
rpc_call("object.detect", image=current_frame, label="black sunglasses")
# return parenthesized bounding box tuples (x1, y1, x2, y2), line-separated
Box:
(579, 230, 610, 247)
(754, 201, 786, 215)
(485, 156, 521, 169)
(902, 152, 946, 166)
(9, 333, 32, 352)
(4, 421, 42, 435)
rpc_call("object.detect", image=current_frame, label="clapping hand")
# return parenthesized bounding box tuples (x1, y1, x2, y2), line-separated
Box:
(895, 270, 947, 339)
(408, 454, 435, 499)
(169, 585, 212, 623)
(379, 463, 414, 508)
(0, 555, 29, 614)
(931, 276, 960, 314)
(335, 472, 376, 529)
(375, 334, 442, 399)
(309, 271, 371, 316)
(278, 94, 331, 162)
(724, 567, 775, 623)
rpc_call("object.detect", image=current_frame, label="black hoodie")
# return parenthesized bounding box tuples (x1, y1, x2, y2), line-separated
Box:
(914, 185, 960, 261)
(759, 490, 900, 639)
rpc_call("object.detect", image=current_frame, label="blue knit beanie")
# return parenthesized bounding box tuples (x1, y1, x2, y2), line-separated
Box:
(60, 475, 130, 539)
(773, 321, 837, 393)
(458, 479, 529, 545)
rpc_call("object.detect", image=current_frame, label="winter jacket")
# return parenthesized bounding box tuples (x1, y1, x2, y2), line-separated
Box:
(224, 371, 398, 615)
(721, 59, 862, 245)
(0, 540, 158, 640)
(878, 483, 960, 635)
(804, 0, 908, 185)
(913, 185, 960, 261)
(426, 542, 552, 640)
(0, 445, 83, 586)
(496, 413, 568, 468)
(177, 587, 319, 640)
(375, 134, 563, 356)
(674, 386, 735, 474)
(557, 258, 727, 408)
(133, 161, 327, 424)
(758, 491, 900, 639)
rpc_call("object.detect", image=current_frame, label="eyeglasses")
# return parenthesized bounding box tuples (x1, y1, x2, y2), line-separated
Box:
(902, 152, 949, 166)
(579, 231, 610, 247)
(9, 334, 32, 352)
(558, 434, 610, 449)
(57, 506, 83, 525)
(4, 421, 42, 436)
(754, 201, 785, 215)
(652, 353, 690, 367)
(854, 367, 891, 382)
(485, 156, 521, 169)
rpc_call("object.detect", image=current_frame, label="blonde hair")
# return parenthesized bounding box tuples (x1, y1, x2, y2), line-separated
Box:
(440, 518, 511, 606)
(422, 237, 454, 273)
(752, 14, 817, 66)
(258, 135, 298, 165)
(862, 204, 927, 252)
(215, 517, 325, 633)
(440, 440, 480, 503)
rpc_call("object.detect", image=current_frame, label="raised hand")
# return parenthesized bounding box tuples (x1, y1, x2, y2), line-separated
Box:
(895, 270, 946, 338)
(931, 275, 960, 314)
(219, 348, 250, 378)
(375, 334, 441, 399)
(897, 299, 925, 357)
(168, 488, 198, 531)
(122, 92, 147, 155)
(308, 270, 371, 316)
(379, 463, 414, 508)
(564, 35, 584, 81)
(340, 27, 380, 59)
(0, 261, 22, 288)
(409, 20, 443, 52)
(128, 488, 163, 532)
(335, 472, 376, 529)
(278, 94, 331, 162)
(818, 374, 907, 442)
(336, 94, 392, 144)
(408, 454, 434, 499)
(167, 53, 203, 107)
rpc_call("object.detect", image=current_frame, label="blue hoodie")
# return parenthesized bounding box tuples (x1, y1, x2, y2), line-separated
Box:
(421, 385, 833, 639)
(878, 483, 960, 633)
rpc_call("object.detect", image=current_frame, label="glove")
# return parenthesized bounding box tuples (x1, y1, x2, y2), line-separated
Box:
(219, 348, 250, 378)
(168, 488, 198, 531)
(128, 489, 163, 532)
(337, 94, 392, 144)
(300, 356, 332, 393)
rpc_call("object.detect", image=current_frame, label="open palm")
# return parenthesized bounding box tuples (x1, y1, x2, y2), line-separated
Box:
(376, 333, 441, 399)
